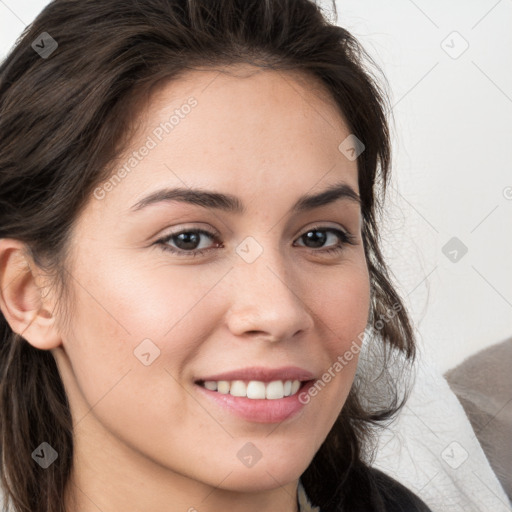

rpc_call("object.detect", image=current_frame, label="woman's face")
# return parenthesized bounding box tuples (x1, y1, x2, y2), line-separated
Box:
(52, 65, 370, 505)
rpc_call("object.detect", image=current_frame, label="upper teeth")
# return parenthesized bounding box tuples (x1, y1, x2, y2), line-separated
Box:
(202, 379, 302, 399)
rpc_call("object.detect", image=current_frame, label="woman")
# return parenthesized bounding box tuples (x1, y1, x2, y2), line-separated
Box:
(0, 0, 432, 510)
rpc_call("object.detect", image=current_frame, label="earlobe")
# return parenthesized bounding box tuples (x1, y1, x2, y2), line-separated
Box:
(0, 238, 62, 350)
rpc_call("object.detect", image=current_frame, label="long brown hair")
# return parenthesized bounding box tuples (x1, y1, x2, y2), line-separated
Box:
(0, 1, 416, 511)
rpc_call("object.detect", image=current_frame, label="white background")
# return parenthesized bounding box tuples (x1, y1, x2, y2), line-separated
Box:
(1, 0, 511, 372)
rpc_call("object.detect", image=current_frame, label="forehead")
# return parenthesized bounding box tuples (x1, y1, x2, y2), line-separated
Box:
(134, 64, 351, 151)
(89, 64, 359, 220)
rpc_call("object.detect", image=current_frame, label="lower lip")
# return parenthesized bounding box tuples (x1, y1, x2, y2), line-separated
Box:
(194, 381, 315, 423)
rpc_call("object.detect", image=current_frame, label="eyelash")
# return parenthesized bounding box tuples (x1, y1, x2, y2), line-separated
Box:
(154, 225, 357, 258)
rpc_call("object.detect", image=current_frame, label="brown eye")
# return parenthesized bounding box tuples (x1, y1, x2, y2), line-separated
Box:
(295, 227, 355, 254)
(156, 228, 220, 257)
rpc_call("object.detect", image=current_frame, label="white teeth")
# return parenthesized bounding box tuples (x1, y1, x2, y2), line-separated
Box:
(266, 380, 284, 399)
(229, 380, 246, 397)
(200, 379, 303, 399)
(246, 381, 266, 399)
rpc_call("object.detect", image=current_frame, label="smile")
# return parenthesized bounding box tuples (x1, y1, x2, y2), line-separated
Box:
(197, 379, 303, 399)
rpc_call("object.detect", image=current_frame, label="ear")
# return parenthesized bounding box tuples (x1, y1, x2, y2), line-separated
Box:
(0, 238, 62, 350)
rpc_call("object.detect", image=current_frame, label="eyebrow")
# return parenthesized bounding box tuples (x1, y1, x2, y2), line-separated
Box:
(129, 181, 361, 215)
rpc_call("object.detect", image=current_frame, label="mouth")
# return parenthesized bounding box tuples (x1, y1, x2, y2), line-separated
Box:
(193, 366, 317, 423)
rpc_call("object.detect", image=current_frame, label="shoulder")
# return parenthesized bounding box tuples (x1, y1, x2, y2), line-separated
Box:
(366, 466, 433, 512)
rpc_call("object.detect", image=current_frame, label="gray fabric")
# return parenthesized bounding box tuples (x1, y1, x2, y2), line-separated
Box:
(445, 337, 512, 501)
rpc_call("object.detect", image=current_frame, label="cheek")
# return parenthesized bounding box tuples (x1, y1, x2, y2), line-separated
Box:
(288, 265, 370, 459)
(58, 260, 207, 455)
(312, 258, 371, 354)
(54, 258, 156, 398)
(303, 258, 370, 414)
(59, 251, 226, 410)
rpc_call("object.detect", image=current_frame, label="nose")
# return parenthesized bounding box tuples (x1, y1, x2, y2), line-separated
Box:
(225, 244, 314, 343)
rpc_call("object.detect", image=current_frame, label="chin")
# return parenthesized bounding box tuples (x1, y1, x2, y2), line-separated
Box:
(213, 452, 312, 493)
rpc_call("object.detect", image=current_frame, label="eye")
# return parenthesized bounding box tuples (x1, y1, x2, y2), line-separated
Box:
(155, 228, 221, 257)
(294, 226, 357, 255)
(154, 225, 356, 257)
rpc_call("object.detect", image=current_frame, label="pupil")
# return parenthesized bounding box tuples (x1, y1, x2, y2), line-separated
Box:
(305, 230, 326, 248)
(177, 232, 199, 250)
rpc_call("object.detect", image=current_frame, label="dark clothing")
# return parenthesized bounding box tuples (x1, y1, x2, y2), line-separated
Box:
(299, 465, 433, 511)
(368, 467, 433, 512)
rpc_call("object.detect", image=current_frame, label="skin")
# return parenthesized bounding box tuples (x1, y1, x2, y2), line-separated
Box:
(0, 64, 370, 512)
